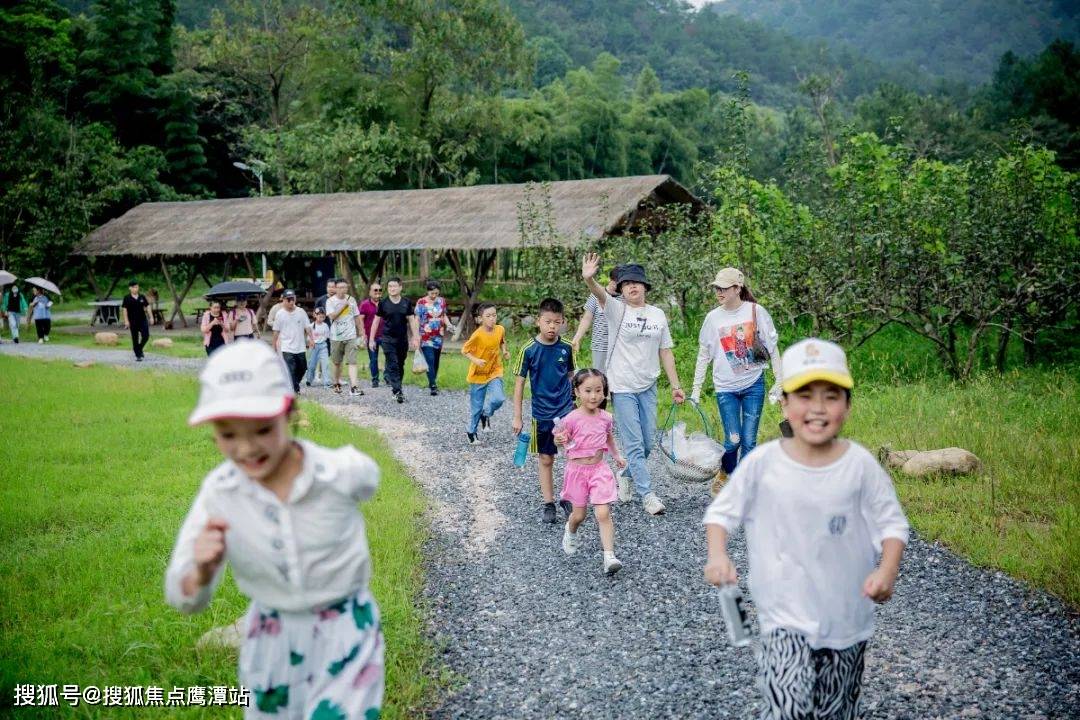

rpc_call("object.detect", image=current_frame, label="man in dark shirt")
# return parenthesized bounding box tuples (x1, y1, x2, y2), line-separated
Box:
(368, 276, 418, 403)
(314, 279, 334, 314)
(121, 280, 151, 361)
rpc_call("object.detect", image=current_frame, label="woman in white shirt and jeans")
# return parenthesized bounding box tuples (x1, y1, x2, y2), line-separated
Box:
(582, 253, 685, 516)
(691, 268, 782, 492)
(165, 341, 384, 719)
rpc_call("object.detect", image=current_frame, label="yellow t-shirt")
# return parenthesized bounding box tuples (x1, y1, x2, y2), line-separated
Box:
(462, 324, 505, 384)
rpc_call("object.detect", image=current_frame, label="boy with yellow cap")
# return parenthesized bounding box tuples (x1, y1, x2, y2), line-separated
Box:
(702, 338, 909, 719)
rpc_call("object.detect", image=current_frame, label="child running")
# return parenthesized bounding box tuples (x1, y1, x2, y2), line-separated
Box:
(461, 302, 510, 444)
(554, 368, 626, 575)
(165, 341, 384, 719)
(703, 338, 908, 720)
(512, 297, 576, 524)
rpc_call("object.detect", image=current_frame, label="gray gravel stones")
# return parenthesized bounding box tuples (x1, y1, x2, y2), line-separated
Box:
(0, 339, 204, 373)
(6, 342, 1078, 718)
(317, 385, 1080, 719)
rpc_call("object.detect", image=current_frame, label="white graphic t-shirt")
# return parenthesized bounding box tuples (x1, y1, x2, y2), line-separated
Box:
(602, 296, 674, 394)
(325, 295, 360, 342)
(697, 302, 778, 392)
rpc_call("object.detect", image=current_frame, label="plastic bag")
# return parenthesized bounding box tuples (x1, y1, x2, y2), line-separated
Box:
(684, 431, 723, 469)
(411, 351, 428, 374)
(663, 420, 723, 469)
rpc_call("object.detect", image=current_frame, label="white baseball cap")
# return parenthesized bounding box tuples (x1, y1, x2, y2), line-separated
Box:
(780, 338, 854, 393)
(188, 341, 295, 426)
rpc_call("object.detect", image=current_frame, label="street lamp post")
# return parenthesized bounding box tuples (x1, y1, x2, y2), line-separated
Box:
(233, 159, 269, 278)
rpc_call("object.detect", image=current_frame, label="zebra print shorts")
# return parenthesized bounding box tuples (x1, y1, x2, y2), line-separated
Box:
(756, 628, 867, 720)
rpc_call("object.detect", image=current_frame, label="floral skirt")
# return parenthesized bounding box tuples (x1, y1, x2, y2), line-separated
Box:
(239, 588, 384, 719)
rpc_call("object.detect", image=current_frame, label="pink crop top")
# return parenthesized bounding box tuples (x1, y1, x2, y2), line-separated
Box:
(560, 409, 614, 460)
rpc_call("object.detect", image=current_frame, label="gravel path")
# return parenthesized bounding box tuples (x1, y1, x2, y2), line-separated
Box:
(0, 340, 204, 372)
(6, 343, 1078, 718)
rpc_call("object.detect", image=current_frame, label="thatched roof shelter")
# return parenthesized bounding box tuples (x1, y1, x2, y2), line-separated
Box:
(72, 175, 701, 331)
(74, 175, 700, 256)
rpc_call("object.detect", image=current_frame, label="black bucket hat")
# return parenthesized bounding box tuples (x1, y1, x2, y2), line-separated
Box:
(616, 263, 651, 292)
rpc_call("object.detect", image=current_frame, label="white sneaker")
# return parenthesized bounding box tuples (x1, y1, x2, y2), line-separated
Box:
(561, 524, 578, 555)
(603, 552, 623, 575)
(642, 492, 666, 516)
(37, 339, 44, 344)
(617, 469, 633, 502)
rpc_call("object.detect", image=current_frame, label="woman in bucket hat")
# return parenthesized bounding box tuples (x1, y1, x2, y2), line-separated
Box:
(582, 253, 685, 516)
(691, 267, 783, 495)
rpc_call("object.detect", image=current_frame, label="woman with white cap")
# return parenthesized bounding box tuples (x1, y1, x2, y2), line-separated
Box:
(165, 341, 385, 719)
(691, 267, 782, 494)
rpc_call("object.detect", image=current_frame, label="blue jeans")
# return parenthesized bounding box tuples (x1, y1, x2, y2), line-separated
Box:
(306, 342, 331, 387)
(367, 347, 381, 384)
(611, 383, 658, 497)
(6, 313, 20, 340)
(468, 378, 506, 433)
(421, 345, 442, 389)
(716, 374, 766, 474)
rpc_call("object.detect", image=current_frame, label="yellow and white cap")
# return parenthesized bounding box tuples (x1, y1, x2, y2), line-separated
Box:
(780, 338, 854, 393)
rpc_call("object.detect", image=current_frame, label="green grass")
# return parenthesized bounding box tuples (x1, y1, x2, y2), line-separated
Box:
(0, 357, 438, 718)
(49, 328, 209, 359)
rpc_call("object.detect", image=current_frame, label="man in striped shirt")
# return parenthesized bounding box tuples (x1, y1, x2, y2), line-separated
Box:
(570, 265, 623, 371)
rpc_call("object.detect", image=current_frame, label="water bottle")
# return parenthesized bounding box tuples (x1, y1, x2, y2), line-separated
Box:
(717, 585, 753, 648)
(513, 432, 530, 468)
(552, 416, 574, 450)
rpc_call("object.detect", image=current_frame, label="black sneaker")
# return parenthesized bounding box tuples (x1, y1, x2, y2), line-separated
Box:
(480, 414, 489, 430)
(542, 502, 557, 524)
(395, 391, 404, 404)
(466, 432, 477, 445)
(371, 380, 379, 388)
(136, 356, 143, 362)
(305, 380, 312, 387)
(430, 387, 438, 396)
(349, 386, 363, 397)
(559, 499, 573, 519)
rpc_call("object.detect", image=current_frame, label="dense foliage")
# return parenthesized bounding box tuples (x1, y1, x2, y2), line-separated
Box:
(2, 0, 1078, 376)
(719, 0, 1080, 85)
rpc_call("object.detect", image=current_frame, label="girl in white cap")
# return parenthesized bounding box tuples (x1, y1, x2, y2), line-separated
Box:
(703, 338, 908, 720)
(165, 341, 384, 719)
(691, 267, 782, 495)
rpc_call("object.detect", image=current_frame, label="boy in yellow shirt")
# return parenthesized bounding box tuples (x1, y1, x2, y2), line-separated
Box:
(462, 303, 510, 444)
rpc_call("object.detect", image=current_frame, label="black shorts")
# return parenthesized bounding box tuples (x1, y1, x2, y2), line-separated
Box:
(530, 418, 558, 456)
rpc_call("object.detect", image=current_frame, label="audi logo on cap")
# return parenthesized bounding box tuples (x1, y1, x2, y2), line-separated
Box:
(219, 370, 254, 384)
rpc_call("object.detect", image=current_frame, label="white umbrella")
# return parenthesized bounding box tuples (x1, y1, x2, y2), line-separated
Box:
(25, 277, 61, 295)
(0, 270, 15, 286)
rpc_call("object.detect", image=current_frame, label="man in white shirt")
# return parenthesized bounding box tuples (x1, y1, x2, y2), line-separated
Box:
(272, 290, 314, 392)
(326, 279, 365, 397)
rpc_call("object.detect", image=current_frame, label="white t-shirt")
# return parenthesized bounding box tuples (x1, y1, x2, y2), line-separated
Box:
(272, 307, 309, 354)
(703, 440, 910, 650)
(602, 295, 674, 393)
(325, 295, 360, 342)
(694, 302, 779, 394)
(311, 320, 330, 346)
(165, 440, 380, 614)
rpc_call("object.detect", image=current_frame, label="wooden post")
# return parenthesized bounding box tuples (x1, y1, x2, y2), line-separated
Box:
(445, 249, 498, 339)
(419, 249, 430, 280)
(336, 251, 357, 298)
(161, 257, 199, 328)
(242, 253, 256, 279)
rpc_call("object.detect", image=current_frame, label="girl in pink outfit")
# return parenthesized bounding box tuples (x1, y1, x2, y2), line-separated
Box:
(554, 368, 627, 575)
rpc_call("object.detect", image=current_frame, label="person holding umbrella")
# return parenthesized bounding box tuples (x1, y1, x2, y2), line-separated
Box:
(28, 286, 53, 343)
(122, 280, 151, 361)
(2, 283, 27, 343)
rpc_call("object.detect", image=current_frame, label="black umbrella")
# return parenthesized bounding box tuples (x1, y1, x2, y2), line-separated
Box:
(205, 280, 267, 299)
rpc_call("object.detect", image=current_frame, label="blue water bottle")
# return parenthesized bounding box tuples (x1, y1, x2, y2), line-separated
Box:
(513, 432, 530, 467)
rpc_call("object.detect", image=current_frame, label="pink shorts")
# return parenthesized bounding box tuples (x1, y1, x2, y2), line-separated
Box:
(560, 461, 618, 507)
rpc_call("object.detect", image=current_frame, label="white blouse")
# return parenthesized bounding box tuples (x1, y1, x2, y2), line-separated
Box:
(165, 439, 379, 614)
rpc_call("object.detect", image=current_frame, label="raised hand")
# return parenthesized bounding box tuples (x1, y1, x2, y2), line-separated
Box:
(581, 252, 601, 281)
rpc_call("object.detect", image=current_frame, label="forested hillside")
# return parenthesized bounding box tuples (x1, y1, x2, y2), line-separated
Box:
(717, 0, 1080, 84)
